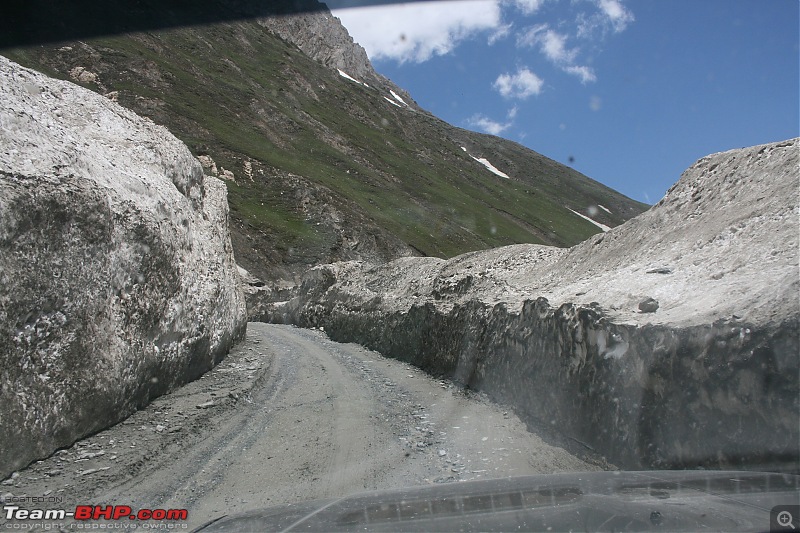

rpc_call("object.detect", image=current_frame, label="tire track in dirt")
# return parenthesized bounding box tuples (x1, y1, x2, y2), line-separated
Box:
(1, 323, 603, 530)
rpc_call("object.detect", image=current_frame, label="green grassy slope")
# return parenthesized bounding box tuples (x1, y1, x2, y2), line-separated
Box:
(2, 19, 648, 280)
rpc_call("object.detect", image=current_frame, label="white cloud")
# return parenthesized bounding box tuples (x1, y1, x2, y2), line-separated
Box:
(578, 0, 635, 38)
(519, 24, 595, 83)
(540, 29, 577, 63)
(329, 1, 503, 63)
(575, 14, 597, 39)
(493, 68, 544, 99)
(564, 65, 596, 83)
(598, 0, 634, 33)
(509, 0, 548, 15)
(468, 114, 512, 135)
(520, 25, 578, 64)
(488, 22, 513, 45)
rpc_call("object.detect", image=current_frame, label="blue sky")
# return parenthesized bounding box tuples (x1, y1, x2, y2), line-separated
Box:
(327, 0, 799, 204)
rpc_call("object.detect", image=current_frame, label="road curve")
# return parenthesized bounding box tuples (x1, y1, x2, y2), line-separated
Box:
(1, 323, 601, 529)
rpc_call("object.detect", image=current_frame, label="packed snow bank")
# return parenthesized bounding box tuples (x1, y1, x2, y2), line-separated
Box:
(0, 57, 247, 478)
(266, 138, 799, 471)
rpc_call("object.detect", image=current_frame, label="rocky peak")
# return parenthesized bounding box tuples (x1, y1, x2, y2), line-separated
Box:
(259, 7, 371, 79)
(257, 1, 418, 107)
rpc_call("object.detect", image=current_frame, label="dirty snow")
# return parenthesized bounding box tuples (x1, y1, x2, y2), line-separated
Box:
(303, 139, 800, 328)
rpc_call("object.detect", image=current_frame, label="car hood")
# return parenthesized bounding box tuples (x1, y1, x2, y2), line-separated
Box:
(193, 470, 799, 532)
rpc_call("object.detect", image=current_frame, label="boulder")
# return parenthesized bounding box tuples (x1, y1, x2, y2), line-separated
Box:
(271, 138, 800, 470)
(638, 297, 659, 313)
(0, 56, 247, 478)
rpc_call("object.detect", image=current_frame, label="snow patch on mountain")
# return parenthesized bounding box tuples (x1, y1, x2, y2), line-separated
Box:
(472, 156, 510, 179)
(384, 96, 402, 108)
(338, 69, 368, 87)
(460, 147, 510, 179)
(390, 90, 407, 106)
(567, 208, 611, 232)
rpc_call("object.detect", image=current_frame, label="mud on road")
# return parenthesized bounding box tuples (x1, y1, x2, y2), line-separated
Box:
(1, 323, 609, 530)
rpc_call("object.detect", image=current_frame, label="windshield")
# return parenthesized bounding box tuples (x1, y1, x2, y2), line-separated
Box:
(0, 1, 798, 532)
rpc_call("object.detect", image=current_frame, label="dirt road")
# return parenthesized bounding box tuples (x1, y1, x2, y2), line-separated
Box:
(1, 323, 605, 529)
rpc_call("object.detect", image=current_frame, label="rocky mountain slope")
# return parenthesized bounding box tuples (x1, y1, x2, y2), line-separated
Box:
(0, 1, 647, 296)
(270, 138, 800, 471)
(0, 56, 247, 478)
(258, 3, 391, 88)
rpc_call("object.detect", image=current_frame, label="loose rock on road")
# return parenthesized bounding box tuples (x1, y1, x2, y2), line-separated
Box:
(1, 323, 602, 529)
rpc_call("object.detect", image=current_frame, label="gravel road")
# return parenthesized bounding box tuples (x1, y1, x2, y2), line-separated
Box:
(1, 323, 605, 529)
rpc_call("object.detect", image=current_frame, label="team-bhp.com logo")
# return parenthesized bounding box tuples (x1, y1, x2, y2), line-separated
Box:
(4, 504, 188, 522)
